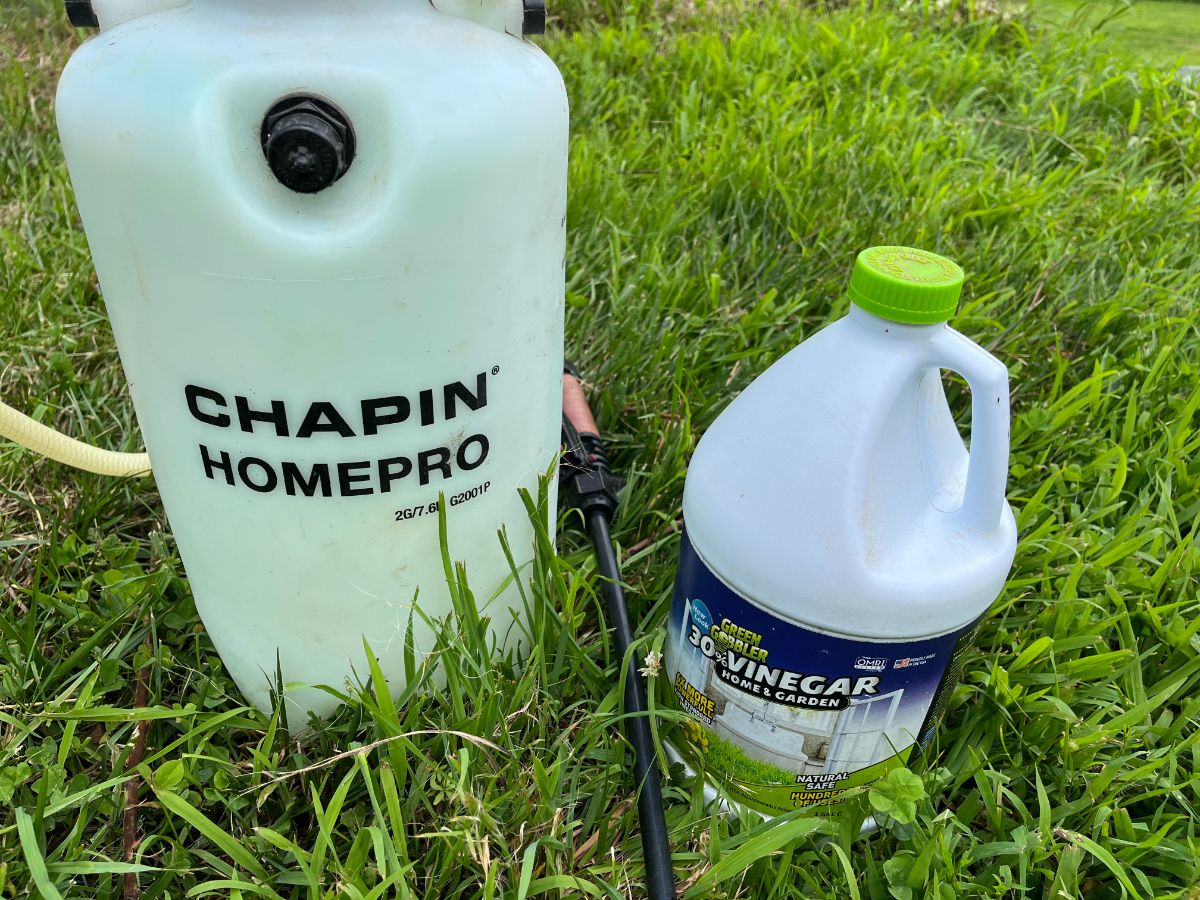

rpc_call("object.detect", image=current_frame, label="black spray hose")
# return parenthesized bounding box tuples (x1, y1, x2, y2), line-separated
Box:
(561, 366, 675, 900)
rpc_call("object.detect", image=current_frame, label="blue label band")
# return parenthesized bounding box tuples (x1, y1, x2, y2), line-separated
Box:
(665, 529, 979, 815)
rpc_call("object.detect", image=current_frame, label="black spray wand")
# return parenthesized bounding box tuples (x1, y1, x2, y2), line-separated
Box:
(560, 365, 675, 900)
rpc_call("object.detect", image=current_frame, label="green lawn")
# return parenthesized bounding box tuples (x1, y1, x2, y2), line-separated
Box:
(3, 0, 1200, 897)
(1029, 0, 1200, 66)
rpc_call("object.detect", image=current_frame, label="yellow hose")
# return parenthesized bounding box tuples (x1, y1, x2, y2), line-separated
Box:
(0, 398, 151, 477)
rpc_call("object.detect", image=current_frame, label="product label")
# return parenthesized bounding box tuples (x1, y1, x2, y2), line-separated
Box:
(182, 367, 498, 499)
(666, 531, 979, 816)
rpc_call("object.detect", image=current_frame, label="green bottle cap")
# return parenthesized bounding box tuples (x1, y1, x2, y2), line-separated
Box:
(848, 246, 964, 324)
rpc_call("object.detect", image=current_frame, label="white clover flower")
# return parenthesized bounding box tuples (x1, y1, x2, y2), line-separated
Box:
(639, 650, 663, 678)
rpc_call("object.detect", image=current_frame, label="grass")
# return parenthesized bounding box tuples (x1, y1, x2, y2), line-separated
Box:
(683, 728, 798, 788)
(1029, 0, 1200, 68)
(3, 0, 1200, 896)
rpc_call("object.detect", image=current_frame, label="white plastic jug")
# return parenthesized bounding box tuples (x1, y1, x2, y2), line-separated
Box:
(55, 0, 569, 721)
(665, 247, 1017, 817)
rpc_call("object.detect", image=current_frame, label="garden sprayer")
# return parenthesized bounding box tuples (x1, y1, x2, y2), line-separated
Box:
(8, 0, 569, 723)
(8, 7, 678, 886)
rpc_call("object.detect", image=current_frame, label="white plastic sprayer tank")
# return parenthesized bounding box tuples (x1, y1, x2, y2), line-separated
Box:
(56, 0, 568, 721)
(665, 247, 1018, 817)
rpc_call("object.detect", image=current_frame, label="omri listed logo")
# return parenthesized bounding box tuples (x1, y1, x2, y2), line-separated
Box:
(854, 657, 887, 672)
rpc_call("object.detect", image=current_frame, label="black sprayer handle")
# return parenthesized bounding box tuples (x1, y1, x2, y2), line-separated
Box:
(64, 0, 99, 27)
(560, 367, 675, 900)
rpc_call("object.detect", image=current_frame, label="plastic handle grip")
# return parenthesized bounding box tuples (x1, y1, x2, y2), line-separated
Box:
(928, 328, 1010, 532)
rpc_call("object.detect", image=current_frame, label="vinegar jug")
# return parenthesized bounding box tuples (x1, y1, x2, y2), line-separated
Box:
(665, 247, 1018, 816)
(55, 0, 568, 721)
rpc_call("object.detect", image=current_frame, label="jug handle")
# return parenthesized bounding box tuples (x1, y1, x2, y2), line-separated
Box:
(927, 327, 1010, 532)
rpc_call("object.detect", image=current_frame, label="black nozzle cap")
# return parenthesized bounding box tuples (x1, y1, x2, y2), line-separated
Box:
(65, 0, 99, 27)
(522, 0, 546, 35)
(261, 96, 355, 194)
